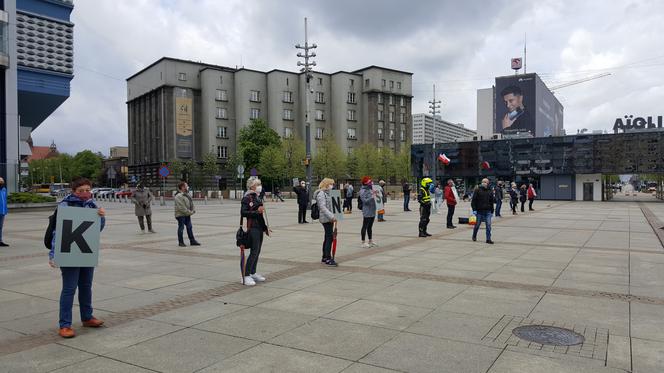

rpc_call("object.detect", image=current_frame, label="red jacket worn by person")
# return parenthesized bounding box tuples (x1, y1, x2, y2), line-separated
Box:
(528, 186, 537, 199)
(444, 185, 457, 206)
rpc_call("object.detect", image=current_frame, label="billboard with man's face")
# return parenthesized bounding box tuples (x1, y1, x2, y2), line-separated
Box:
(494, 74, 536, 135)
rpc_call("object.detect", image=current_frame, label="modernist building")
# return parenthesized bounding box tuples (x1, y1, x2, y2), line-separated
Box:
(126, 57, 413, 186)
(1, 0, 74, 191)
(412, 113, 476, 144)
(412, 130, 664, 201)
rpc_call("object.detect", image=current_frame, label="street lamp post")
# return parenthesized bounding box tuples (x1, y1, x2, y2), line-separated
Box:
(295, 17, 317, 195)
(428, 84, 441, 181)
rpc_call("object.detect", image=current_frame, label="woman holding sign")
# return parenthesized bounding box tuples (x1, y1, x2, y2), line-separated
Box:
(315, 178, 338, 267)
(48, 177, 106, 338)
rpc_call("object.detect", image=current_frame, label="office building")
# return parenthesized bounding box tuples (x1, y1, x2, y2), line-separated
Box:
(126, 57, 413, 186)
(412, 113, 476, 144)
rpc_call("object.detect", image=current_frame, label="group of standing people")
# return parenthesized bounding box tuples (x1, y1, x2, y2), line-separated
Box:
(507, 183, 537, 215)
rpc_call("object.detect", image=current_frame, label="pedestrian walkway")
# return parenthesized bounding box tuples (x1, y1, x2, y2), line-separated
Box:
(0, 199, 662, 372)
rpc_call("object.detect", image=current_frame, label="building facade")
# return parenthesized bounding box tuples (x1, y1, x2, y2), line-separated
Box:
(1, 0, 74, 192)
(412, 113, 476, 144)
(126, 57, 413, 186)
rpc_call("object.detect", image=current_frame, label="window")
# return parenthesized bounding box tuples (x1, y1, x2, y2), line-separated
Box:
(400, 113, 406, 123)
(400, 96, 405, 107)
(283, 91, 293, 103)
(315, 91, 325, 103)
(318, 77, 323, 85)
(250, 108, 260, 119)
(389, 129, 395, 140)
(390, 95, 396, 105)
(347, 128, 357, 140)
(250, 90, 260, 102)
(377, 128, 384, 140)
(365, 78, 370, 86)
(347, 110, 356, 121)
(350, 79, 354, 86)
(397, 82, 402, 89)
(316, 127, 324, 139)
(217, 126, 228, 138)
(178, 72, 186, 81)
(286, 77, 289, 86)
(283, 109, 293, 120)
(389, 112, 395, 122)
(284, 127, 293, 138)
(390, 81, 394, 88)
(220, 76, 223, 85)
(377, 111, 384, 121)
(377, 93, 383, 104)
(400, 128, 406, 142)
(347, 92, 356, 103)
(217, 146, 228, 159)
(381, 79, 386, 87)
(216, 89, 227, 101)
(216, 107, 227, 119)
(315, 109, 325, 121)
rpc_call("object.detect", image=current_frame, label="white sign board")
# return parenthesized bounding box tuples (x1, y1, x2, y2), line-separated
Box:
(54, 206, 101, 267)
(372, 185, 384, 212)
(330, 190, 344, 221)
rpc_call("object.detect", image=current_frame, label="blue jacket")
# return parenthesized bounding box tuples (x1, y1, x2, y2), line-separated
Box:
(49, 194, 105, 260)
(0, 187, 7, 215)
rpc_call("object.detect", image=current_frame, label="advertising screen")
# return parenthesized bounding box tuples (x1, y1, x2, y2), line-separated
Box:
(494, 74, 537, 135)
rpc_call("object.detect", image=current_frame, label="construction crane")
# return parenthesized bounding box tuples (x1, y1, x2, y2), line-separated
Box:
(549, 73, 611, 92)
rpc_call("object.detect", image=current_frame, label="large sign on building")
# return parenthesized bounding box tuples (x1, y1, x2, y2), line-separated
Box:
(613, 115, 663, 132)
(175, 88, 193, 158)
(494, 73, 563, 137)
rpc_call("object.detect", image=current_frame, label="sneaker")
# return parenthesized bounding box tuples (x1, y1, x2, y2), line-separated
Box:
(486, 240, 495, 244)
(190, 241, 201, 246)
(325, 259, 338, 267)
(321, 258, 329, 263)
(59, 327, 75, 338)
(82, 317, 104, 328)
(243, 276, 256, 286)
(369, 241, 378, 247)
(361, 242, 371, 248)
(0, 242, 9, 247)
(178, 242, 187, 247)
(148, 229, 156, 233)
(425, 232, 432, 237)
(419, 232, 428, 237)
(472, 236, 477, 242)
(251, 273, 266, 282)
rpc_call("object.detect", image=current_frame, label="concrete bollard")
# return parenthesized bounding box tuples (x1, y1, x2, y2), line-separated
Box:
(204, 196, 208, 205)
(160, 196, 165, 206)
(219, 195, 223, 204)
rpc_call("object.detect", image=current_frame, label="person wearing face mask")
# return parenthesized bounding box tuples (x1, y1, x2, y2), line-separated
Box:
(131, 182, 155, 233)
(471, 178, 495, 244)
(315, 178, 338, 266)
(0, 177, 8, 247)
(241, 177, 270, 285)
(48, 177, 106, 338)
(174, 181, 201, 247)
(418, 178, 433, 237)
(509, 182, 519, 215)
(359, 176, 377, 248)
(293, 180, 309, 224)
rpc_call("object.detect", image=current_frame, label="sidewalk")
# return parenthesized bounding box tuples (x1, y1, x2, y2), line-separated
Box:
(0, 199, 662, 372)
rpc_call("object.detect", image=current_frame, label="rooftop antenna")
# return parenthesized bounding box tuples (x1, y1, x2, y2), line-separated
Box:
(524, 33, 527, 74)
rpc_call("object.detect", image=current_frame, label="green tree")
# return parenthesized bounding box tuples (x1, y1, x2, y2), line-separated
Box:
(394, 146, 412, 182)
(169, 159, 185, 181)
(72, 150, 103, 180)
(238, 119, 281, 171)
(345, 149, 359, 180)
(312, 136, 346, 181)
(282, 137, 305, 183)
(375, 148, 395, 182)
(354, 144, 380, 179)
(201, 152, 219, 191)
(258, 145, 286, 191)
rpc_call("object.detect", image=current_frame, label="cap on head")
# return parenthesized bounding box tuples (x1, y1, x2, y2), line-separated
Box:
(361, 176, 372, 185)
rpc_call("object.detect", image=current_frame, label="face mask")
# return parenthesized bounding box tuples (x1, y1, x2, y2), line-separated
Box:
(76, 191, 92, 201)
(329, 185, 334, 191)
(256, 186, 263, 193)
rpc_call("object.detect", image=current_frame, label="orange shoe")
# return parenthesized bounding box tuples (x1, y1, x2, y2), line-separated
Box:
(82, 317, 104, 328)
(59, 327, 75, 338)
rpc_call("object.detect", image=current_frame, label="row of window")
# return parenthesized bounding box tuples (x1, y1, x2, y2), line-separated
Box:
(377, 111, 407, 123)
(216, 107, 405, 123)
(213, 90, 366, 105)
(215, 126, 405, 143)
(364, 78, 403, 90)
(377, 94, 406, 106)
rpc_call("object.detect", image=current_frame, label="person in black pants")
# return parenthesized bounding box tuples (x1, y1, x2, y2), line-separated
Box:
(519, 184, 528, 212)
(241, 177, 270, 286)
(418, 178, 433, 237)
(359, 176, 377, 248)
(293, 180, 309, 224)
(509, 183, 519, 215)
(402, 181, 411, 211)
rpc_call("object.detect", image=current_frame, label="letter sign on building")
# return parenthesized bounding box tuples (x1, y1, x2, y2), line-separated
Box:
(54, 207, 101, 267)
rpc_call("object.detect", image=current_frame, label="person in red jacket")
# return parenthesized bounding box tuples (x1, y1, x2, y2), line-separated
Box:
(527, 183, 537, 211)
(443, 179, 458, 229)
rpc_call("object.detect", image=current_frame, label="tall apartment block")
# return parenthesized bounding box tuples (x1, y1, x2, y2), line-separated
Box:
(412, 113, 477, 144)
(126, 57, 413, 187)
(1, 0, 74, 191)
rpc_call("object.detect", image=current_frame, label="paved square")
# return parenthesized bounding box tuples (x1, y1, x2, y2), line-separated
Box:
(1, 199, 663, 372)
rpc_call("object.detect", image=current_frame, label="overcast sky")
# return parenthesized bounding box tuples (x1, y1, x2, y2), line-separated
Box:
(31, 0, 664, 155)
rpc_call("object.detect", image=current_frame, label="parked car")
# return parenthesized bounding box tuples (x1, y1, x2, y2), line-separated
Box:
(94, 187, 114, 197)
(50, 183, 69, 196)
(115, 189, 134, 198)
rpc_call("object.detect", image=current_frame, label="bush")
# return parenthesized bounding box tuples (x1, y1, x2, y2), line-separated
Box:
(7, 192, 56, 204)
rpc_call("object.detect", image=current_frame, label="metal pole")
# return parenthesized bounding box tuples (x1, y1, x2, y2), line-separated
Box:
(296, 17, 317, 198)
(428, 84, 441, 181)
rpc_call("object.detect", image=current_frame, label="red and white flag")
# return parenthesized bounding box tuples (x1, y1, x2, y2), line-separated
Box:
(438, 153, 450, 165)
(481, 161, 491, 170)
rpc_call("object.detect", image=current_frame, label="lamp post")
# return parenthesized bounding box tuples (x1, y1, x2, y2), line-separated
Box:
(295, 17, 317, 195)
(428, 84, 441, 181)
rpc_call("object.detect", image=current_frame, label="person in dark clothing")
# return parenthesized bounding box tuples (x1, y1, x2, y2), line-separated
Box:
(402, 181, 411, 211)
(443, 179, 458, 229)
(258, 187, 266, 201)
(418, 178, 433, 237)
(293, 180, 309, 224)
(471, 178, 495, 244)
(344, 183, 354, 213)
(494, 181, 504, 217)
(241, 177, 270, 286)
(527, 183, 537, 211)
(508, 182, 519, 215)
(359, 176, 377, 248)
(273, 187, 284, 202)
(519, 184, 528, 212)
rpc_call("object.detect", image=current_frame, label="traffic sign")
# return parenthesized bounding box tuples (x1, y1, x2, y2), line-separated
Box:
(237, 165, 245, 175)
(159, 165, 170, 178)
(250, 168, 258, 177)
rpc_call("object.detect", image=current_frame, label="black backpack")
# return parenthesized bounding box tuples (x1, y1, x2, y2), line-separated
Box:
(44, 207, 59, 250)
(357, 195, 363, 210)
(310, 190, 320, 220)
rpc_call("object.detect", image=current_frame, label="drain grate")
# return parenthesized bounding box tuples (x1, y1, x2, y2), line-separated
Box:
(512, 325, 585, 346)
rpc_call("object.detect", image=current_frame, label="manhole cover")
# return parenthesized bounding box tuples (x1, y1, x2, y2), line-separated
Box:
(512, 325, 585, 346)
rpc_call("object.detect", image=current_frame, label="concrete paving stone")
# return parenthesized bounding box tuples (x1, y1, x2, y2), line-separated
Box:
(565, 263, 629, 276)
(151, 279, 231, 297)
(438, 286, 543, 318)
(198, 343, 352, 373)
(340, 363, 401, 372)
(0, 309, 114, 336)
(326, 299, 432, 331)
(113, 273, 196, 291)
(106, 328, 259, 373)
(0, 343, 95, 373)
(364, 278, 467, 308)
(630, 303, 664, 342)
(407, 310, 501, 344)
(0, 296, 59, 322)
(262, 274, 332, 291)
(147, 300, 246, 327)
(487, 350, 625, 373)
(551, 279, 629, 294)
(195, 306, 316, 341)
(361, 332, 501, 373)
(50, 356, 155, 373)
(93, 290, 178, 313)
(260, 290, 357, 317)
(631, 338, 664, 373)
(214, 285, 293, 307)
(0, 326, 24, 341)
(558, 270, 629, 285)
(336, 272, 407, 285)
(303, 279, 393, 299)
(0, 289, 30, 303)
(423, 266, 491, 279)
(606, 334, 631, 372)
(58, 319, 184, 355)
(270, 318, 398, 360)
(483, 273, 555, 286)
